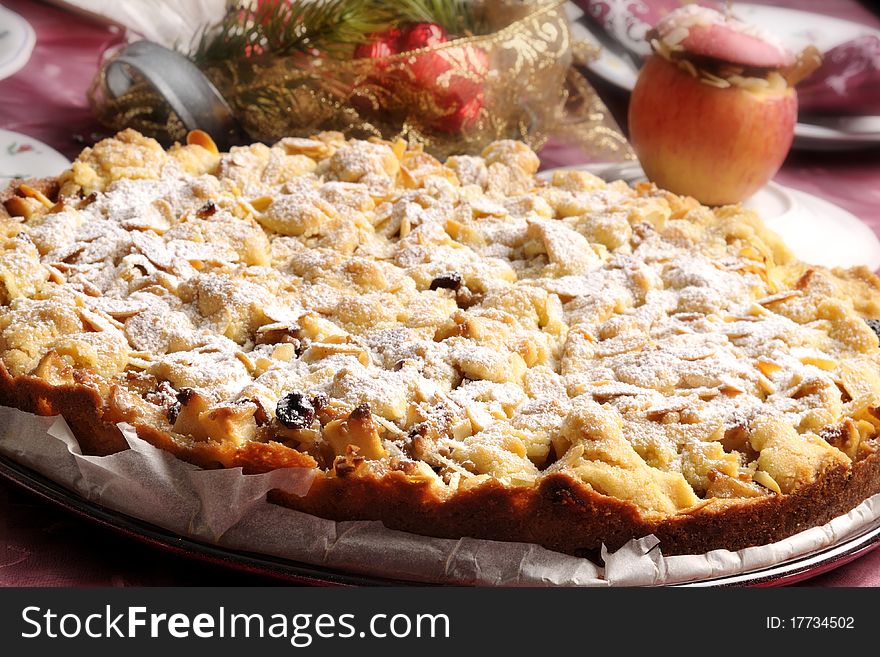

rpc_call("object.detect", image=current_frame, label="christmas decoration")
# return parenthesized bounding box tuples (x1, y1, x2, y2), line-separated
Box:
(90, 0, 632, 161)
(348, 20, 489, 134)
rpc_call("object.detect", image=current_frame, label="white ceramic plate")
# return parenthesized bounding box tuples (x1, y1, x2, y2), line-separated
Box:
(0, 129, 70, 187)
(791, 116, 880, 150)
(757, 184, 880, 271)
(568, 2, 880, 149)
(0, 3, 35, 82)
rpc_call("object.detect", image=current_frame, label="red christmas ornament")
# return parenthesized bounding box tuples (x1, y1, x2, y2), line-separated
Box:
(442, 44, 489, 101)
(408, 52, 453, 89)
(354, 28, 401, 63)
(433, 92, 484, 133)
(351, 28, 402, 118)
(398, 22, 451, 88)
(398, 22, 448, 51)
(351, 21, 487, 135)
(424, 43, 488, 133)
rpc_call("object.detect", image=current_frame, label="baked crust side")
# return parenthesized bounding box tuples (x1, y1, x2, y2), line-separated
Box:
(0, 362, 316, 471)
(0, 363, 127, 456)
(272, 455, 880, 557)
(4, 362, 878, 557)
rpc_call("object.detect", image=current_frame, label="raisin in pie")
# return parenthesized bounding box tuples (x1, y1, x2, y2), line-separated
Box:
(3, 129, 880, 556)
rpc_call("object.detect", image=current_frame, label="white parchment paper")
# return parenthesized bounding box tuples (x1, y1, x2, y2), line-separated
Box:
(1, 405, 878, 586)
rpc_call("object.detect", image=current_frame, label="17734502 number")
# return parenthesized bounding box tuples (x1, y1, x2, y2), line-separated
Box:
(766, 617, 855, 630)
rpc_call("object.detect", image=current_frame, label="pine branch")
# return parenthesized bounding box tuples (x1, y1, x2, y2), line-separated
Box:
(191, 0, 485, 65)
(395, 0, 485, 36)
(192, 0, 397, 63)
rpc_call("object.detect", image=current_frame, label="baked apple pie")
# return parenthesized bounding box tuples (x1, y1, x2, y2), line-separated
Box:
(2, 129, 880, 556)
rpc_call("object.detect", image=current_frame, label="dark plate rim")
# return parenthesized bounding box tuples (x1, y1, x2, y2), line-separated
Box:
(2, 452, 878, 587)
(0, 453, 414, 586)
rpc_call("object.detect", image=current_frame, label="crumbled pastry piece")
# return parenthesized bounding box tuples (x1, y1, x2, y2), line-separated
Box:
(0, 297, 84, 375)
(4, 130, 880, 556)
(0, 233, 49, 304)
(58, 128, 171, 196)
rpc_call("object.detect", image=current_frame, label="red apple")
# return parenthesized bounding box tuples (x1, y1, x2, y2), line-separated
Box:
(629, 55, 796, 206)
(628, 5, 802, 206)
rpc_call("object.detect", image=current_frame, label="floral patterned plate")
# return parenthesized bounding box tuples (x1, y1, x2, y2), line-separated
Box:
(0, 129, 70, 187)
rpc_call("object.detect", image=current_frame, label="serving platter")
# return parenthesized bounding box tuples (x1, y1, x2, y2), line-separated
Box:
(2, 450, 878, 587)
(757, 184, 880, 271)
(0, 452, 402, 587)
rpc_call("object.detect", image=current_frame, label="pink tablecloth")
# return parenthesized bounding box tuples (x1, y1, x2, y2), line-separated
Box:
(1, 0, 879, 587)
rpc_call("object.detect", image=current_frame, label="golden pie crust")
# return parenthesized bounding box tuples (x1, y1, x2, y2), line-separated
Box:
(3, 129, 880, 556)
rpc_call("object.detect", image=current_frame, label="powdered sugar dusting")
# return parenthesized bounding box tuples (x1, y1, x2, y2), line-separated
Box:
(2, 131, 875, 512)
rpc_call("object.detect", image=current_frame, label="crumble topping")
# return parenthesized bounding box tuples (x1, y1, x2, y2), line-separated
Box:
(3, 129, 880, 519)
